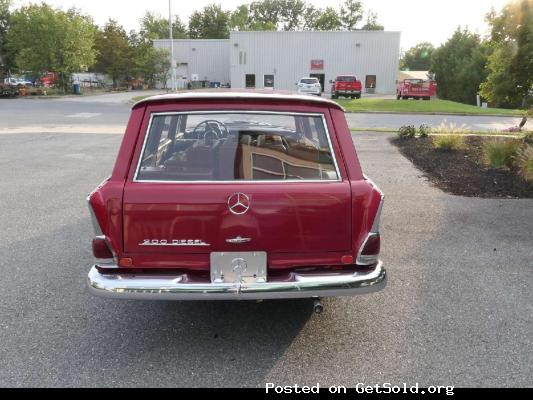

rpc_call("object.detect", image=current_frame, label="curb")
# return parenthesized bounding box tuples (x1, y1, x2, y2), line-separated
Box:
(344, 110, 523, 118)
(350, 129, 523, 138)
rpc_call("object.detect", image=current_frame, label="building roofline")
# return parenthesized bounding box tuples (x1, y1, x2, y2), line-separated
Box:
(132, 90, 345, 111)
(152, 38, 230, 42)
(230, 30, 401, 34)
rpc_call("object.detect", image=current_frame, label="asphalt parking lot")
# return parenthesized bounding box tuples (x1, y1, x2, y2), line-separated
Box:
(0, 95, 532, 387)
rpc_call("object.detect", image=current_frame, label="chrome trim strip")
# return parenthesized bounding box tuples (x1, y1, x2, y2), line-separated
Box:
(87, 262, 386, 300)
(371, 197, 384, 233)
(139, 240, 211, 247)
(87, 196, 102, 236)
(132, 111, 342, 184)
(225, 236, 252, 244)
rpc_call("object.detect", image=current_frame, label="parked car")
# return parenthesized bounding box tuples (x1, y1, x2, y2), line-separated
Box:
(3, 77, 33, 87)
(296, 77, 322, 96)
(87, 91, 386, 312)
(396, 79, 437, 100)
(330, 75, 362, 99)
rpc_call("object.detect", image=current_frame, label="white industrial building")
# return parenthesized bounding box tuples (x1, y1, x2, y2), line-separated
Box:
(154, 30, 401, 94)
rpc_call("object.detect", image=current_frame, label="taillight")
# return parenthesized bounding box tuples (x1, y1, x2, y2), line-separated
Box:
(356, 194, 384, 267)
(92, 236, 114, 259)
(356, 233, 381, 266)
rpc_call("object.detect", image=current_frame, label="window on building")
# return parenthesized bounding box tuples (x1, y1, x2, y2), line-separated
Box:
(365, 75, 377, 89)
(239, 51, 247, 65)
(245, 74, 255, 88)
(264, 74, 275, 89)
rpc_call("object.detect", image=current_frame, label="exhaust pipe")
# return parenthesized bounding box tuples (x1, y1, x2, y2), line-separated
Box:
(313, 298, 324, 314)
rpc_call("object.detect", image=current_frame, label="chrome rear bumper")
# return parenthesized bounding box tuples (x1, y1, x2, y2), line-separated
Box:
(87, 262, 386, 300)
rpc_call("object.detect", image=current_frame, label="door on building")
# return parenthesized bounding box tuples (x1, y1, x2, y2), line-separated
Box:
(264, 74, 275, 89)
(365, 75, 377, 93)
(176, 64, 189, 90)
(245, 74, 256, 88)
(310, 73, 325, 92)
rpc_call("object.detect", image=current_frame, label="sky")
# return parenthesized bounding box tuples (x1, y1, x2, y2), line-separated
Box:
(14, 0, 510, 50)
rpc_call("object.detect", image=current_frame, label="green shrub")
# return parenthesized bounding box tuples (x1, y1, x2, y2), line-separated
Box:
(516, 145, 533, 182)
(483, 139, 520, 169)
(398, 125, 416, 139)
(418, 124, 430, 138)
(433, 134, 465, 151)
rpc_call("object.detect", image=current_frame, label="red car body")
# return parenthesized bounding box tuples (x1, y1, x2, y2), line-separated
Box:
(87, 91, 386, 301)
(396, 79, 437, 100)
(330, 75, 362, 99)
(35, 72, 58, 88)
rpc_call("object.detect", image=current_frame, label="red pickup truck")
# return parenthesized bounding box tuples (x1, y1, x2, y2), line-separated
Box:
(330, 75, 362, 99)
(87, 91, 385, 311)
(396, 79, 437, 100)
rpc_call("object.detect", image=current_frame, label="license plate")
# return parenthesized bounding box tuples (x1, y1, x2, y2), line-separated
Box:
(210, 252, 267, 284)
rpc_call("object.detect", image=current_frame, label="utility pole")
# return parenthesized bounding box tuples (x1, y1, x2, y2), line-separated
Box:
(169, 0, 176, 91)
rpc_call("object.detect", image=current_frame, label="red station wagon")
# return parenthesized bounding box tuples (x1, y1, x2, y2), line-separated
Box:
(87, 91, 386, 312)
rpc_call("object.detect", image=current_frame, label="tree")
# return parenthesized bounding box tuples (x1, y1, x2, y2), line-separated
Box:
(313, 7, 342, 31)
(361, 11, 384, 31)
(188, 4, 230, 39)
(243, 0, 379, 31)
(340, 0, 363, 30)
(93, 20, 132, 87)
(129, 31, 170, 89)
(5, 4, 97, 89)
(280, 0, 306, 31)
(431, 28, 488, 105)
(400, 42, 435, 70)
(302, 5, 320, 30)
(229, 4, 251, 31)
(140, 12, 187, 40)
(0, 0, 11, 74)
(480, 0, 533, 107)
(249, 0, 283, 29)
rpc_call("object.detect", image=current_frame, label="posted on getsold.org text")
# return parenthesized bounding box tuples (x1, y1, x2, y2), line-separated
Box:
(265, 382, 455, 396)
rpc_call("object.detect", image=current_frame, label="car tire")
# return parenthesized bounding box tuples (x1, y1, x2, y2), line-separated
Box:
(397, 93, 401, 100)
(424, 96, 430, 101)
(402, 96, 409, 100)
(356, 94, 361, 99)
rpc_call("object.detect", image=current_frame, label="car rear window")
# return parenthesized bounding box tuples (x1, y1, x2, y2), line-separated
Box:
(337, 76, 356, 82)
(135, 112, 340, 182)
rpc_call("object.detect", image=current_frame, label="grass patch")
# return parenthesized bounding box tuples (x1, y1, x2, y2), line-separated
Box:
(483, 139, 520, 169)
(336, 98, 523, 116)
(433, 134, 466, 151)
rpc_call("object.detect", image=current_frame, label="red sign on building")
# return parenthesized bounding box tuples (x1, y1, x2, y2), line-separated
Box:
(310, 59, 324, 70)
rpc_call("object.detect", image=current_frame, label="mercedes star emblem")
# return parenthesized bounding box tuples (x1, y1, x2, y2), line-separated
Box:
(228, 193, 251, 215)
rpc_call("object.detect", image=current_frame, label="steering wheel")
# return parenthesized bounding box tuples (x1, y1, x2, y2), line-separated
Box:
(192, 120, 228, 141)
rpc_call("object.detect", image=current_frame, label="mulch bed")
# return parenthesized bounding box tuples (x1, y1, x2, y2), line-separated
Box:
(390, 136, 533, 198)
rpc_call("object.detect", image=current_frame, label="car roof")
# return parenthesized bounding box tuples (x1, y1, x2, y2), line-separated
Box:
(133, 89, 344, 111)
